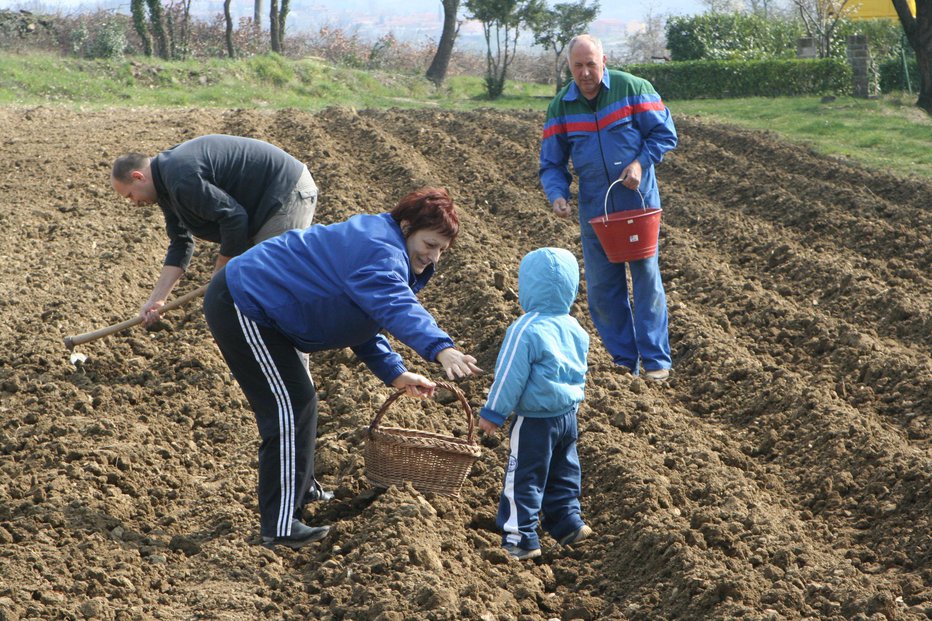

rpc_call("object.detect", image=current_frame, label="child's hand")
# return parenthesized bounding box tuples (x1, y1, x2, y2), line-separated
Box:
(478, 418, 500, 435)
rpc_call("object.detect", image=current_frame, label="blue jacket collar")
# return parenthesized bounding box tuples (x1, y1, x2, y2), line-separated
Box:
(563, 69, 612, 102)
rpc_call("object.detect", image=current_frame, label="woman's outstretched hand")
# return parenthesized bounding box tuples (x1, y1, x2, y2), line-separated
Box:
(391, 372, 437, 398)
(436, 348, 483, 380)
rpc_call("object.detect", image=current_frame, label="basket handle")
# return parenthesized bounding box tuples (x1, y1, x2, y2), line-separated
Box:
(369, 381, 476, 443)
(599, 178, 646, 224)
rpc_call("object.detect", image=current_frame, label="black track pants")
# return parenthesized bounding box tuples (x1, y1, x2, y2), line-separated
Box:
(204, 268, 318, 539)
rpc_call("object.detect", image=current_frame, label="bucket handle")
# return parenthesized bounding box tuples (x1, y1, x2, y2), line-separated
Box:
(598, 178, 646, 225)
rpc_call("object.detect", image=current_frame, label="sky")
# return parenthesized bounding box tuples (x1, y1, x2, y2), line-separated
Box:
(4, 0, 708, 51)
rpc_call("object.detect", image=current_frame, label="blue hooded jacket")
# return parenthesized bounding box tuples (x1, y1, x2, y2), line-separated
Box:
(225, 212, 456, 385)
(478, 248, 590, 427)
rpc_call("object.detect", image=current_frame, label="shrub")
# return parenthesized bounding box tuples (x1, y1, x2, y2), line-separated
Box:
(831, 18, 905, 62)
(87, 19, 127, 59)
(666, 13, 904, 65)
(248, 52, 293, 86)
(0, 9, 59, 52)
(59, 11, 131, 59)
(625, 58, 851, 99)
(666, 13, 804, 61)
(879, 54, 919, 93)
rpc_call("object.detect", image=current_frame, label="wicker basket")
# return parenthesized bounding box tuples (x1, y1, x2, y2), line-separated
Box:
(364, 381, 481, 497)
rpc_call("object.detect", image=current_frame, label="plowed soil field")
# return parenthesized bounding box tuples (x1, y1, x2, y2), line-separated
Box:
(0, 105, 929, 621)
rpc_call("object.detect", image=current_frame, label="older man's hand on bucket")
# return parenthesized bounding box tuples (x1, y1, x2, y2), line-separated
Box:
(620, 160, 643, 191)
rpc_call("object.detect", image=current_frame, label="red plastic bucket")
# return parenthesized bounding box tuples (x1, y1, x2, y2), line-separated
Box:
(588, 180, 661, 263)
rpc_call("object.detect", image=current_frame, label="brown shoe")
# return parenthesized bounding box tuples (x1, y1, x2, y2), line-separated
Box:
(643, 368, 670, 381)
(559, 524, 593, 546)
(503, 545, 542, 560)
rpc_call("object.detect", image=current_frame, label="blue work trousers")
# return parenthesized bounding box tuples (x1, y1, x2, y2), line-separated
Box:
(580, 226, 671, 373)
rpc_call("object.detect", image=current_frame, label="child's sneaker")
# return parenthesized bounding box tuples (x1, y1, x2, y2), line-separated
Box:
(559, 524, 592, 546)
(503, 544, 542, 560)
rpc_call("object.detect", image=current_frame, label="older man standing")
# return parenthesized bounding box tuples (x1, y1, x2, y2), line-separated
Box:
(111, 134, 318, 328)
(539, 34, 678, 380)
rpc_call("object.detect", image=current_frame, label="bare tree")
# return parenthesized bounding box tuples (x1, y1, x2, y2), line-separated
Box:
(792, 0, 854, 57)
(146, 0, 171, 59)
(745, 0, 771, 18)
(170, 0, 193, 59)
(270, 0, 290, 53)
(701, 0, 744, 12)
(279, 0, 290, 44)
(252, 0, 263, 49)
(620, 9, 668, 64)
(893, 0, 930, 113)
(131, 0, 174, 59)
(131, 0, 153, 56)
(465, 0, 544, 99)
(270, 0, 280, 52)
(426, 0, 462, 85)
(224, 0, 234, 58)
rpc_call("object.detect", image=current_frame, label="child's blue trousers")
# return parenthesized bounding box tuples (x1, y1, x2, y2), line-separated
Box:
(496, 409, 585, 551)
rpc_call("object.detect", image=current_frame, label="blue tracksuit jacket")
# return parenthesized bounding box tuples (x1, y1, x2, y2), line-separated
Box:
(479, 248, 590, 426)
(225, 212, 456, 385)
(539, 68, 677, 221)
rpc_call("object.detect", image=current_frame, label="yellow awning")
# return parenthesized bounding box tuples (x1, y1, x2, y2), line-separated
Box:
(848, 0, 915, 20)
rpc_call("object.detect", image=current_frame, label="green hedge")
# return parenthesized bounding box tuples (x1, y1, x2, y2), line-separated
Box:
(666, 13, 803, 61)
(879, 55, 919, 92)
(666, 13, 906, 64)
(623, 58, 852, 100)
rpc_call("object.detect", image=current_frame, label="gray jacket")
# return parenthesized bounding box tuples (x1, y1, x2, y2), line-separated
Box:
(151, 134, 304, 269)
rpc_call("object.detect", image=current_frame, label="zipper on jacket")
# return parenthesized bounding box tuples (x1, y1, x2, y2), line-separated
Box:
(590, 94, 617, 212)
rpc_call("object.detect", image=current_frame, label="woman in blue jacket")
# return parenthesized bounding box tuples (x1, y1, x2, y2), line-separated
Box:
(204, 187, 482, 549)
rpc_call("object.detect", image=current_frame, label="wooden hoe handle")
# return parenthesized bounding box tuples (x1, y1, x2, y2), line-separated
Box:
(63, 283, 209, 351)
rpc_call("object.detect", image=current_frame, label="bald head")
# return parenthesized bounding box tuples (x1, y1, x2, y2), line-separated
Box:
(568, 34, 603, 58)
(568, 34, 606, 100)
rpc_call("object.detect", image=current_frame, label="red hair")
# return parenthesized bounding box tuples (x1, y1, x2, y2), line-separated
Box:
(390, 187, 459, 243)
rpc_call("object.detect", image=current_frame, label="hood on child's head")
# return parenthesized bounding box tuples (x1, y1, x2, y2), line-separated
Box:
(518, 247, 580, 314)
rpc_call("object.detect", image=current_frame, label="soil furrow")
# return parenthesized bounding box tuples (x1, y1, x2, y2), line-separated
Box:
(1, 106, 928, 621)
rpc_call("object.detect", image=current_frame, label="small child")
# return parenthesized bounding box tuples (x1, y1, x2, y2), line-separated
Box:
(478, 247, 592, 560)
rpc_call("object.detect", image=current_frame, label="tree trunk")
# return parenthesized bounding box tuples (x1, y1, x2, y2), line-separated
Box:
(175, 0, 193, 60)
(145, 0, 171, 59)
(920, 34, 932, 113)
(426, 0, 460, 85)
(912, 0, 931, 113)
(224, 0, 235, 58)
(893, 0, 931, 113)
(254, 0, 263, 29)
(131, 0, 152, 57)
(166, 9, 176, 59)
(279, 0, 290, 52)
(270, 0, 280, 53)
(552, 46, 568, 94)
